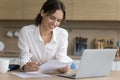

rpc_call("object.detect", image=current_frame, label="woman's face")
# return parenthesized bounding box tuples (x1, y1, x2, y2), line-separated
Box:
(41, 9, 63, 31)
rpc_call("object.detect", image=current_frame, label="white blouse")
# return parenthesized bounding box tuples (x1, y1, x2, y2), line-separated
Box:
(18, 25, 73, 68)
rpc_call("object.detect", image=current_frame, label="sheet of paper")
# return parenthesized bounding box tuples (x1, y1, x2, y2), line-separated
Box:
(11, 72, 51, 78)
(11, 60, 71, 78)
(39, 60, 71, 73)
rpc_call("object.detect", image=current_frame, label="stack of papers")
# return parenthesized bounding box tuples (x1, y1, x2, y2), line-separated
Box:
(11, 60, 71, 78)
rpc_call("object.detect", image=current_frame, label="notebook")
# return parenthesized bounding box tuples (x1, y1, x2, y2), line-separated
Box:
(58, 49, 117, 79)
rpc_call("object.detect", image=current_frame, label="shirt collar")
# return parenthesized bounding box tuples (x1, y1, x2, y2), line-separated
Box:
(35, 25, 57, 43)
(35, 25, 43, 41)
(51, 29, 56, 43)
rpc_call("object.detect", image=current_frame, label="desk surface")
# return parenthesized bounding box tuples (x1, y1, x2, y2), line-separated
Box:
(0, 71, 120, 80)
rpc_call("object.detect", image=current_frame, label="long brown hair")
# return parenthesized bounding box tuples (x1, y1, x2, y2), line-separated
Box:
(35, 0, 66, 26)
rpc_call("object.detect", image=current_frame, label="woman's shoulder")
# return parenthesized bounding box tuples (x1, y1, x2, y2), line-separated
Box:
(55, 27, 68, 35)
(20, 24, 37, 32)
(21, 25, 36, 30)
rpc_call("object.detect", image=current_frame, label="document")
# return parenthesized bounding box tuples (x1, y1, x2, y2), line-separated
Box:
(11, 72, 51, 78)
(11, 60, 71, 78)
(39, 60, 71, 73)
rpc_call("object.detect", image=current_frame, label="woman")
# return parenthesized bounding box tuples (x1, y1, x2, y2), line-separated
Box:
(18, 0, 73, 73)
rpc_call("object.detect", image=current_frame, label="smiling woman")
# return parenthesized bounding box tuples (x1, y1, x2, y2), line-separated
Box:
(18, 0, 73, 73)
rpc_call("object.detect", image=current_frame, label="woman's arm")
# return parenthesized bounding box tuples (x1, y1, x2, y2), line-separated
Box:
(55, 29, 73, 73)
(18, 27, 31, 70)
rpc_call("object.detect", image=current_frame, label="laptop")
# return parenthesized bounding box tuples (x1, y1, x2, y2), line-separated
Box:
(58, 49, 117, 79)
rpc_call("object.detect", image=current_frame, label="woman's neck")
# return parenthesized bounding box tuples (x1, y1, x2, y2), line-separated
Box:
(40, 25, 52, 36)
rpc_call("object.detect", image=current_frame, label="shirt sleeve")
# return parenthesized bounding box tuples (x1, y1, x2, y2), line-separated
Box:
(18, 27, 31, 69)
(55, 30, 73, 63)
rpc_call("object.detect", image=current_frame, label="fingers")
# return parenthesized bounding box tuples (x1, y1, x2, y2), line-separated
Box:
(58, 66, 69, 73)
(23, 62, 39, 72)
(27, 62, 39, 67)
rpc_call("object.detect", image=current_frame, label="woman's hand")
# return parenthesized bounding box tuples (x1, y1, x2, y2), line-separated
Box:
(58, 66, 69, 73)
(22, 62, 39, 72)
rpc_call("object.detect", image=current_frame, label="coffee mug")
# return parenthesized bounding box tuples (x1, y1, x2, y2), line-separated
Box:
(0, 59, 9, 73)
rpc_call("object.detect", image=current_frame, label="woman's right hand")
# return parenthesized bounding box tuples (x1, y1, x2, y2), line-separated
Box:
(22, 62, 39, 72)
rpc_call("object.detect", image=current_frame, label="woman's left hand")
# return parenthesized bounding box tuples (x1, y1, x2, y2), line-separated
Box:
(58, 66, 69, 73)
